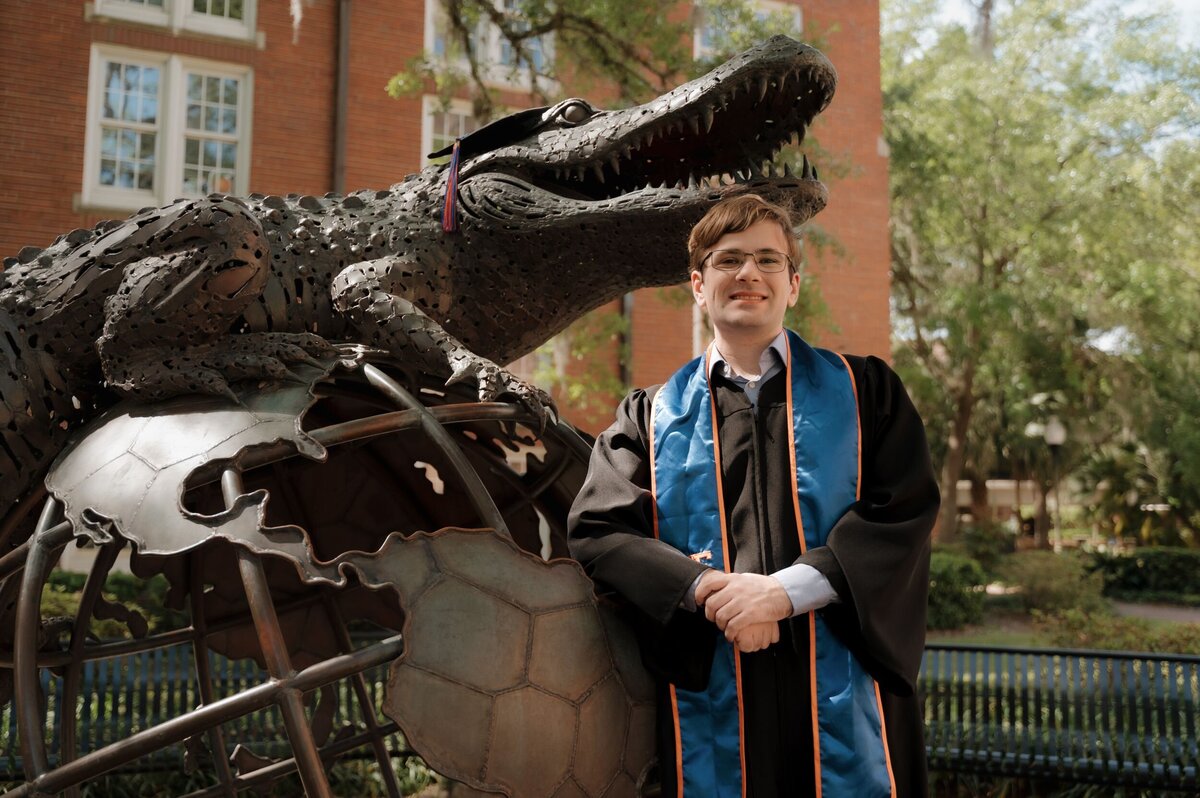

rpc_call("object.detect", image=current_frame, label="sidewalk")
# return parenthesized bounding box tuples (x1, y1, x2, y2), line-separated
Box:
(1112, 601, 1200, 624)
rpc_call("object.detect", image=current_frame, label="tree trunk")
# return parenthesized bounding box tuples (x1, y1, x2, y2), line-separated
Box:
(969, 474, 991, 523)
(935, 379, 976, 544)
(1033, 481, 1052, 550)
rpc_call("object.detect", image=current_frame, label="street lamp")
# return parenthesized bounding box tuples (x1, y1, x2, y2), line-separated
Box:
(1044, 416, 1067, 551)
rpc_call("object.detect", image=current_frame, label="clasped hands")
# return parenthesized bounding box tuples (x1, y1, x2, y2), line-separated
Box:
(695, 571, 793, 653)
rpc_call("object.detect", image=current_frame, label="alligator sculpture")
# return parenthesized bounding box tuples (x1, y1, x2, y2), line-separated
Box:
(0, 34, 836, 523)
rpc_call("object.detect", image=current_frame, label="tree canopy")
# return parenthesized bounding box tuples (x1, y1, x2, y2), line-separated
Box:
(883, 0, 1200, 541)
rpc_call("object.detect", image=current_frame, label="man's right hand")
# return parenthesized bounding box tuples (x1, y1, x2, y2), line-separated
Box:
(731, 621, 779, 652)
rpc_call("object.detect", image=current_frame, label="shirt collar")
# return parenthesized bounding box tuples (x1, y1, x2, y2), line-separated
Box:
(707, 330, 788, 381)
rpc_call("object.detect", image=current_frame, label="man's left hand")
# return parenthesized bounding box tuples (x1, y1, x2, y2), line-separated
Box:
(697, 572, 792, 635)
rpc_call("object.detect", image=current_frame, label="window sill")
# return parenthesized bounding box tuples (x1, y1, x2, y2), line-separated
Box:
(84, 3, 265, 50)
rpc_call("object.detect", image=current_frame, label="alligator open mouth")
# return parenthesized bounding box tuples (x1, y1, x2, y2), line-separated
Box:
(460, 36, 836, 205)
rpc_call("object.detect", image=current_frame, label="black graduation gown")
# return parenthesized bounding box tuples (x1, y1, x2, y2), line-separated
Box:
(567, 354, 940, 798)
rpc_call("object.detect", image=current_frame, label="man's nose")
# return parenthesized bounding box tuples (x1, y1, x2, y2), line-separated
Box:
(735, 259, 762, 279)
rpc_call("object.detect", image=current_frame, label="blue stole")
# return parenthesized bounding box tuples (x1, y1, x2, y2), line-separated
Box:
(649, 330, 895, 798)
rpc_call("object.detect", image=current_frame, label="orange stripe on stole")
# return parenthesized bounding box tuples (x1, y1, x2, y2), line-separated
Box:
(704, 346, 748, 798)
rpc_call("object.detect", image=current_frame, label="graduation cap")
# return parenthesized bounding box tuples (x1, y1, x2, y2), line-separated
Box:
(432, 105, 550, 233)
(427, 105, 550, 161)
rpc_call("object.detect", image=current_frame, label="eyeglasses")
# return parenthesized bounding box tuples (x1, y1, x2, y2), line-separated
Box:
(704, 249, 792, 273)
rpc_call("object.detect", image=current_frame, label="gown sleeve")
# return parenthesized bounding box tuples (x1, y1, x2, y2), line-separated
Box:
(793, 355, 939, 695)
(567, 388, 716, 690)
(567, 388, 709, 626)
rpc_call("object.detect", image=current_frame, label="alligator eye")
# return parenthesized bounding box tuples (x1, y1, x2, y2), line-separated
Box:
(559, 101, 591, 124)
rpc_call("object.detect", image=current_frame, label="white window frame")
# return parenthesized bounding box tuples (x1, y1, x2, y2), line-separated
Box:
(82, 44, 254, 213)
(423, 0, 555, 92)
(421, 95, 480, 167)
(693, 0, 802, 60)
(90, 0, 258, 44)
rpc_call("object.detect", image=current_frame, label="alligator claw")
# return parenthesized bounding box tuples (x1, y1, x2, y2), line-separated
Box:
(445, 353, 557, 427)
(104, 332, 336, 402)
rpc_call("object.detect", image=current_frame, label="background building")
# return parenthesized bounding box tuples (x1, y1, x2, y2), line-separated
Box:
(0, 0, 889, 435)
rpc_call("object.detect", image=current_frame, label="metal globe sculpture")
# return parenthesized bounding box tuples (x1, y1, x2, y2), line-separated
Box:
(0, 349, 655, 796)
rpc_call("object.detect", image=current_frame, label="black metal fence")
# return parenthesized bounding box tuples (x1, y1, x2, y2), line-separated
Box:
(3, 643, 1199, 791)
(921, 643, 1200, 791)
(0, 642, 402, 781)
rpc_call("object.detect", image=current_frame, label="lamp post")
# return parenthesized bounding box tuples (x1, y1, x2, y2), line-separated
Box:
(1044, 416, 1067, 551)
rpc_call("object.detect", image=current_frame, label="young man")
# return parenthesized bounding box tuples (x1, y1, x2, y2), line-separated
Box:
(568, 194, 939, 797)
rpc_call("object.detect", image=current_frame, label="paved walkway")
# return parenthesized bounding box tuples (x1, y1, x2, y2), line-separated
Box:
(1113, 601, 1200, 623)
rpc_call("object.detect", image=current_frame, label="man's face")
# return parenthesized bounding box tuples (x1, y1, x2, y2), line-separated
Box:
(690, 219, 801, 339)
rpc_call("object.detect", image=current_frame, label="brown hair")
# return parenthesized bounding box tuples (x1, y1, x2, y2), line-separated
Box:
(686, 194, 800, 276)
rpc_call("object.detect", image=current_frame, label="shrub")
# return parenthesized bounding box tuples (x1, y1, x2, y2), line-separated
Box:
(927, 551, 987, 630)
(1035, 608, 1200, 655)
(999, 550, 1107, 615)
(43, 570, 189, 639)
(1090, 547, 1200, 603)
(959, 520, 1016, 577)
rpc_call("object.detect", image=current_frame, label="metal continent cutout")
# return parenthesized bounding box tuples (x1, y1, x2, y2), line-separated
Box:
(40, 352, 655, 796)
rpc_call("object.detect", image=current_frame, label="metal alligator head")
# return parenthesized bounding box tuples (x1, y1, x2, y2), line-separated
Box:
(431, 35, 836, 286)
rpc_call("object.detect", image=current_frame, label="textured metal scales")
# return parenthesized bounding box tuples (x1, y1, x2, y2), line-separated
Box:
(0, 36, 840, 796)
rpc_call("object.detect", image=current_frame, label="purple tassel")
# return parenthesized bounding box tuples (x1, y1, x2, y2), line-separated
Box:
(442, 138, 462, 233)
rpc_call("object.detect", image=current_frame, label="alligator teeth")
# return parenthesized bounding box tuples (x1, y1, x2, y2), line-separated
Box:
(702, 106, 714, 132)
(729, 84, 738, 103)
(687, 173, 698, 189)
(609, 154, 621, 175)
(757, 76, 769, 103)
(783, 161, 792, 177)
(812, 165, 819, 181)
(577, 166, 587, 181)
(801, 154, 810, 178)
(593, 163, 606, 184)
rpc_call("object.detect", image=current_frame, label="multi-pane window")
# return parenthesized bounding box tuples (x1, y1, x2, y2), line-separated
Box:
(92, 0, 256, 42)
(693, 0, 802, 61)
(84, 46, 252, 211)
(423, 97, 481, 166)
(190, 0, 244, 21)
(98, 62, 160, 191)
(424, 0, 553, 88)
(183, 74, 242, 195)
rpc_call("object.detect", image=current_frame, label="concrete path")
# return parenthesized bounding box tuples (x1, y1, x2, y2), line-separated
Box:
(1112, 601, 1200, 623)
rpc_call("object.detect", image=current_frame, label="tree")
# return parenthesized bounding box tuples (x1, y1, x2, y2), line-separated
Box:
(883, 0, 1200, 541)
(387, 0, 811, 120)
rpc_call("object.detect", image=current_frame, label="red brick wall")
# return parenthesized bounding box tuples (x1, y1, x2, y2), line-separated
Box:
(0, 1, 346, 250)
(798, 0, 891, 357)
(0, 0, 889, 435)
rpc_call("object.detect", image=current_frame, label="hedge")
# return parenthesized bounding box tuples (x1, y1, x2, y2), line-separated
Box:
(1090, 547, 1200, 602)
(927, 551, 987, 630)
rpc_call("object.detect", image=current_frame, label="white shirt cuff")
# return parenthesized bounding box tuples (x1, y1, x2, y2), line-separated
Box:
(771, 563, 839, 616)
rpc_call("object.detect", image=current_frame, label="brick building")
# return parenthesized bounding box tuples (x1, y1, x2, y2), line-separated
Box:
(0, 0, 889, 436)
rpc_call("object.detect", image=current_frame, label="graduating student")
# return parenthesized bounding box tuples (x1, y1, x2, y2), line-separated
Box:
(568, 194, 939, 797)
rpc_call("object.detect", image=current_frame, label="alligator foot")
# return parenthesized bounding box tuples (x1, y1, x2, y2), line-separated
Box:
(104, 332, 336, 402)
(447, 352, 557, 426)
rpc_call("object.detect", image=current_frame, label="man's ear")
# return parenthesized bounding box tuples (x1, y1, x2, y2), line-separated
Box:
(787, 270, 801, 307)
(690, 269, 706, 309)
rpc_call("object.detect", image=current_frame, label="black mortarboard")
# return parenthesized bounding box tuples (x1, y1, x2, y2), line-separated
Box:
(426, 105, 550, 160)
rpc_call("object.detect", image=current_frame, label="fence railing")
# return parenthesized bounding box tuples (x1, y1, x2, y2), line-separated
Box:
(0, 641, 401, 781)
(4, 642, 1199, 791)
(921, 643, 1200, 791)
